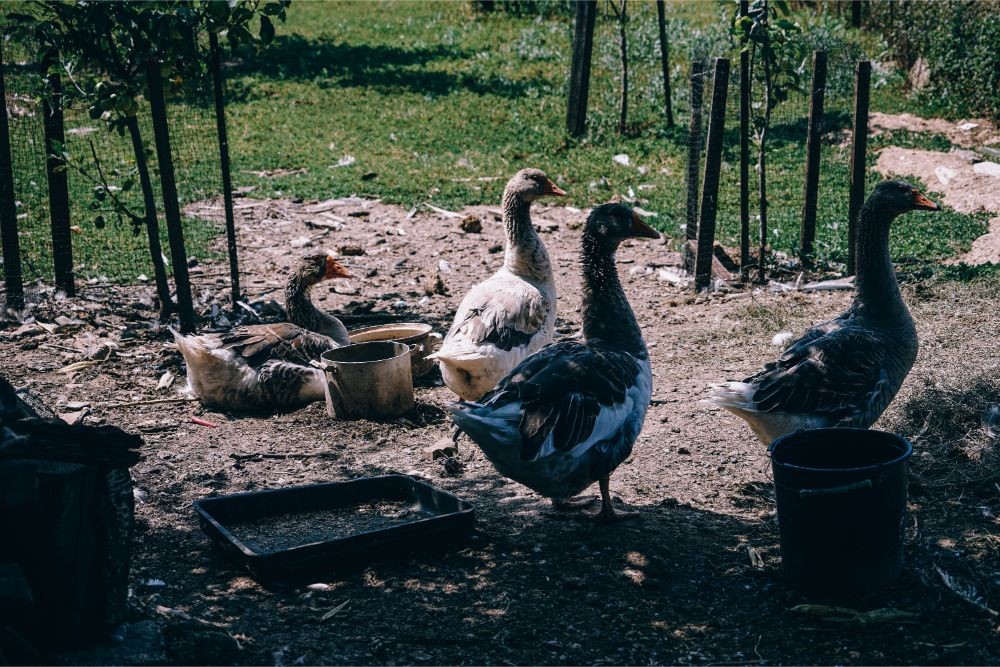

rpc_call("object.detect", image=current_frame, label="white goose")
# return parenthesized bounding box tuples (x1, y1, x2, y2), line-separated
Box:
(706, 181, 940, 445)
(450, 203, 660, 521)
(429, 168, 566, 401)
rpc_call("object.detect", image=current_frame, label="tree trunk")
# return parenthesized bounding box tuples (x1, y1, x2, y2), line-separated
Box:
(124, 116, 173, 320)
(655, 0, 673, 127)
(617, 1, 628, 136)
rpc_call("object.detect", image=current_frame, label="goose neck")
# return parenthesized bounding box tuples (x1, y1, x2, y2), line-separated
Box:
(501, 190, 550, 280)
(580, 233, 645, 355)
(285, 277, 350, 346)
(853, 205, 906, 319)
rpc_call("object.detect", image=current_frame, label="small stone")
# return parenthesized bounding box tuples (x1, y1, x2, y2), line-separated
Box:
(459, 215, 482, 234)
(973, 161, 1000, 178)
(488, 243, 503, 254)
(677, 446, 690, 455)
(338, 244, 365, 256)
(422, 438, 458, 461)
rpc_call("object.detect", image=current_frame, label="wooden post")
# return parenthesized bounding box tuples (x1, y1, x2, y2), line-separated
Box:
(799, 50, 827, 268)
(694, 58, 730, 292)
(851, 0, 862, 27)
(146, 60, 196, 333)
(0, 42, 24, 311)
(209, 32, 241, 309)
(41, 51, 74, 297)
(847, 60, 871, 276)
(566, 0, 597, 138)
(739, 0, 750, 282)
(655, 0, 674, 127)
(685, 59, 704, 242)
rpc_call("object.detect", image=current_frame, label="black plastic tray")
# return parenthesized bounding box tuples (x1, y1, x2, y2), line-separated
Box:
(194, 475, 475, 579)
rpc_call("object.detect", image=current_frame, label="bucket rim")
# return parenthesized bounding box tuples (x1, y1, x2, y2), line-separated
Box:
(769, 427, 913, 473)
(319, 340, 411, 366)
(347, 322, 433, 343)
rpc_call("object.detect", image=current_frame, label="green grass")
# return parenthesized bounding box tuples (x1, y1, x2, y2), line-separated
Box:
(3, 0, 990, 284)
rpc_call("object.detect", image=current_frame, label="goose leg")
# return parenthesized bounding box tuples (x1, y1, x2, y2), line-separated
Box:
(451, 425, 462, 447)
(552, 496, 597, 511)
(587, 476, 639, 522)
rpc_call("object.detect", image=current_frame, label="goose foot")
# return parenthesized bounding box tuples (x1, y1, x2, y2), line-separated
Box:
(552, 495, 597, 511)
(586, 477, 639, 522)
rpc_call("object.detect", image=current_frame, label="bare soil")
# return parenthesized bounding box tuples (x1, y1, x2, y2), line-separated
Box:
(875, 146, 1000, 266)
(3, 195, 999, 665)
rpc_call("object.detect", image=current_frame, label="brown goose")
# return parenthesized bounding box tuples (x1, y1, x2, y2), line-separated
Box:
(450, 203, 660, 521)
(707, 181, 940, 444)
(428, 168, 566, 401)
(173, 254, 352, 410)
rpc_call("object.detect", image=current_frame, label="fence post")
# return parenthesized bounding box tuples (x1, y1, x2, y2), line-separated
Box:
(799, 50, 827, 268)
(847, 60, 871, 276)
(739, 0, 750, 282)
(209, 32, 241, 309)
(851, 0, 862, 27)
(685, 59, 704, 243)
(694, 58, 730, 292)
(146, 60, 196, 333)
(41, 50, 74, 296)
(0, 42, 24, 311)
(566, 0, 597, 138)
(655, 0, 674, 128)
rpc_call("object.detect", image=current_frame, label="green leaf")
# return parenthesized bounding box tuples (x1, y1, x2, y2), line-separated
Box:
(259, 15, 275, 44)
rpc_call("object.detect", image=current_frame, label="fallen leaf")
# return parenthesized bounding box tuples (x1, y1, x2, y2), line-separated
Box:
(57, 360, 100, 374)
(320, 599, 350, 621)
(157, 371, 175, 390)
(747, 545, 765, 569)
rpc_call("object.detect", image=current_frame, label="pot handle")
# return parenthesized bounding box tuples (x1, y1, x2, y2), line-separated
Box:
(798, 479, 873, 498)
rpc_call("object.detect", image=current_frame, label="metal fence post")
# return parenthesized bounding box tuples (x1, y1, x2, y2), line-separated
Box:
(694, 58, 730, 292)
(655, 0, 674, 128)
(209, 31, 241, 309)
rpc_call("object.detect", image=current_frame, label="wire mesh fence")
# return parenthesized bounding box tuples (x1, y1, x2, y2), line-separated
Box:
(0, 10, 247, 305)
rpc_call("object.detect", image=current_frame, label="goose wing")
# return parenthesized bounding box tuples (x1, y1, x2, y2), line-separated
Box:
(481, 340, 644, 462)
(218, 323, 335, 367)
(446, 279, 549, 351)
(746, 320, 889, 420)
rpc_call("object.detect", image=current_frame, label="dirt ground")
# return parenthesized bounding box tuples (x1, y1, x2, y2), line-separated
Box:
(3, 195, 1000, 665)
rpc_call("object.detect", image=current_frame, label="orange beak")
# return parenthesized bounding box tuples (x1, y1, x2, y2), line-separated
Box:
(912, 190, 940, 211)
(324, 256, 352, 279)
(543, 179, 567, 197)
(629, 211, 661, 239)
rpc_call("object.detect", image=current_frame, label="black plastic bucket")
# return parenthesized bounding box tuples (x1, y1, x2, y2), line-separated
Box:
(769, 428, 913, 599)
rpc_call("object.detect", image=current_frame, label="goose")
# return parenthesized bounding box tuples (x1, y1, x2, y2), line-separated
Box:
(450, 203, 660, 521)
(173, 253, 352, 410)
(428, 168, 566, 401)
(706, 180, 940, 445)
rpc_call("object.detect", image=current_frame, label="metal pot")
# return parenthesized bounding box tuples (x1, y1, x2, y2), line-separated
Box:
(319, 341, 414, 420)
(347, 323, 442, 379)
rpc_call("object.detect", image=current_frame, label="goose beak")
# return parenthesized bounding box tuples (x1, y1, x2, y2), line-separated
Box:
(629, 211, 661, 239)
(325, 256, 352, 279)
(543, 179, 567, 197)
(912, 191, 940, 211)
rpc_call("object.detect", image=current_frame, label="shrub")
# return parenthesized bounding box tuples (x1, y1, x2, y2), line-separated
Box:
(868, 0, 1000, 120)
